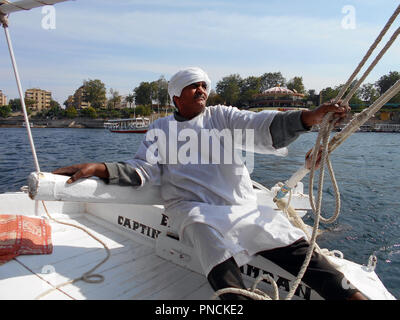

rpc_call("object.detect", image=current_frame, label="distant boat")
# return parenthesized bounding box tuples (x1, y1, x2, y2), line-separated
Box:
(104, 117, 150, 133)
(21, 121, 33, 128)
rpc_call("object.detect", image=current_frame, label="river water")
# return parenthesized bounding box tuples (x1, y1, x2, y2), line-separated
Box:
(0, 127, 399, 298)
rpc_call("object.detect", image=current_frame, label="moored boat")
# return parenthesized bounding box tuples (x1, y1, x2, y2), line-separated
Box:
(104, 117, 150, 133)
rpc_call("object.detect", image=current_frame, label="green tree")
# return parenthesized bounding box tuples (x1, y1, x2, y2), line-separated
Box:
(360, 83, 379, 104)
(0, 105, 11, 118)
(376, 71, 400, 103)
(319, 87, 337, 104)
(260, 72, 286, 91)
(216, 74, 242, 106)
(82, 79, 107, 109)
(320, 81, 363, 106)
(8, 98, 36, 112)
(42, 103, 65, 119)
(134, 82, 152, 106)
(238, 76, 262, 107)
(287, 76, 305, 94)
(125, 93, 135, 108)
(135, 105, 152, 116)
(80, 106, 97, 118)
(66, 106, 78, 118)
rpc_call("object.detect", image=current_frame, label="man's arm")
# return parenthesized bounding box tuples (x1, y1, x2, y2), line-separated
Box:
(270, 101, 350, 149)
(270, 111, 308, 149)
(52, 162, 142, 186)
(104, 162, 142, 186)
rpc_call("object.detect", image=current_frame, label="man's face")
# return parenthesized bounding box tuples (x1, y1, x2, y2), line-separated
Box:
(174, 81, 208, 119)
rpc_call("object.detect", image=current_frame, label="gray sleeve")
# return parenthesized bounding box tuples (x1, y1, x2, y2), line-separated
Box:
(103, 162, 142, 186)
(270, 110, 311, 149)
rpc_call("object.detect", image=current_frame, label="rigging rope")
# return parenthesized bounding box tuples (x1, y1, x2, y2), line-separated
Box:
(218, 4, 400, 301)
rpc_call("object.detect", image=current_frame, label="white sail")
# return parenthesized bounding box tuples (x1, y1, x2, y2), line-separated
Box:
(0, 0, 69, 15)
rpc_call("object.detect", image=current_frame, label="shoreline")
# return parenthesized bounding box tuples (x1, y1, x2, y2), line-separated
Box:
(0, 117, 108, 129)
(1, 117, 400, 133)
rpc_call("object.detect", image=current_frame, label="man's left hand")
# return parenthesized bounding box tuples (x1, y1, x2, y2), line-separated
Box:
(301, 100, 351, 128)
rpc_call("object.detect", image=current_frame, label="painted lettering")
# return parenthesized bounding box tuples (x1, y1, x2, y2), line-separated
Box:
(117, 216, 161, 239)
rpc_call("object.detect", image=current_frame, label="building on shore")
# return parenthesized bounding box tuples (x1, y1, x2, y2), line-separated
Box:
(249, 86, 306, 112)
(65, 86, 108, 110)
(25, 88, 51, 111)
(73, 86, 91, 109)
(0, 90, 8, 106)
(65, 86, 91, 110)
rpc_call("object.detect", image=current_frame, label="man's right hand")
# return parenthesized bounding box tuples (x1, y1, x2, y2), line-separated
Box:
(52, 163, 109, 184)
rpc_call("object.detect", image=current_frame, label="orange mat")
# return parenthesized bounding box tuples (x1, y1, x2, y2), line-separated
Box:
(0, 215, 53, 265)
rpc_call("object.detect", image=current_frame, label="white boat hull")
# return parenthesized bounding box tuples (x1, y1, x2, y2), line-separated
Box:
(0, 173, 396, 300)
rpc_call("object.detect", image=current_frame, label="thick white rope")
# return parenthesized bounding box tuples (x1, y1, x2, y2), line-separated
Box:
(343, 26, 400, 105)
(212, 274, 279, 300)
(334, 4, 400, 102)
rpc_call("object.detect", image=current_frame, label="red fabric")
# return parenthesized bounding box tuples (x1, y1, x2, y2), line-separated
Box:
(0, 215, 53, 265)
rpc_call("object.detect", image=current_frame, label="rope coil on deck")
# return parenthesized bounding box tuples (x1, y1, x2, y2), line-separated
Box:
(34, 201, 111, 300)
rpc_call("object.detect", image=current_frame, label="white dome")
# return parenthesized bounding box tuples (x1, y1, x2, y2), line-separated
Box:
(262, 86, 294, 95)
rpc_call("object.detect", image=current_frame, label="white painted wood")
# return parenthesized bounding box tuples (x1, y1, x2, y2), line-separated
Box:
(0, 193, 395, 300)
(29, 172, 163, 205)
(3, 212, 210, 300)
(0, 259, 71, 300)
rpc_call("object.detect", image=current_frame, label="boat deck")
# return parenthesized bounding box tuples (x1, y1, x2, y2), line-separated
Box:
(0, 212, 213, 300)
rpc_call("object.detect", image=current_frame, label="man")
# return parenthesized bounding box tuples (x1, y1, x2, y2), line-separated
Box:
(53, 67, 366, 300)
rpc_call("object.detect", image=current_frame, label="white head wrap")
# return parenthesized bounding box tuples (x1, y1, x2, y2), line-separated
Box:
(168, 67, 211, 103)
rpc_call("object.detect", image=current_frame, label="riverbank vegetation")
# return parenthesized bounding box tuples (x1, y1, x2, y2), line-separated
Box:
(1, 71, 399, 119)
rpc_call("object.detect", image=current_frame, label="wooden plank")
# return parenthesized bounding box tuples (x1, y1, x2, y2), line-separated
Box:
(59, 252, 165, 299)
(146, 270, 209, 300)
(183, 282, 215, 300)
(0, 259, 71, 300)
(1, 213, 214, 300)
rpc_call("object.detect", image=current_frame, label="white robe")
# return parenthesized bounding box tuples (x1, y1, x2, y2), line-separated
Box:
(126, 105, 307, 275)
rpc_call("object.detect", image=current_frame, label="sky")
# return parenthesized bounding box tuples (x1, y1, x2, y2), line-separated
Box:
(0, 0, 399, 105)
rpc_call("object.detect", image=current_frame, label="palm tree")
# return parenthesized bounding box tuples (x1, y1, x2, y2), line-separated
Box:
(124, 93, 136, 118)
(125, 93, 135, 109)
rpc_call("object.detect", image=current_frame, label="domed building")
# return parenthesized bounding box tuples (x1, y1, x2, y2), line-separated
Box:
(249, 85, 306, 112)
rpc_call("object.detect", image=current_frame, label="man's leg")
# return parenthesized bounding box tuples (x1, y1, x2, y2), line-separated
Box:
(207, 257, 251, 300)
(184, 223, 251, 300)
(258, 238, 366, 300)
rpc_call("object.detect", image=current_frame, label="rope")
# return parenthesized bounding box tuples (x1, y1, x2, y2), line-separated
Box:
(212, 274, 279, 301)
(334, 4, 400, 102)
(35, 201, 111, 300)
(216, 5, 400, 301)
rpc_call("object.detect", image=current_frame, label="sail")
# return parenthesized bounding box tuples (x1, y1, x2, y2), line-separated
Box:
(0, 0, 69, 15)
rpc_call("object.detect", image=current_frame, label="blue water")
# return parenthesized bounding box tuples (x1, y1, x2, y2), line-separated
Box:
(0, 127, 399, 299)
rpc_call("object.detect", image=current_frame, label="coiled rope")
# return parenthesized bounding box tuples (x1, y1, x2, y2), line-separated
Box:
(35, 201, 111, 300)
